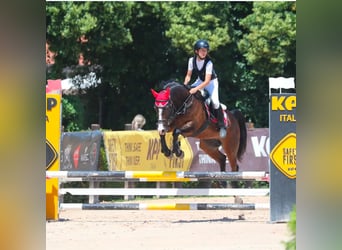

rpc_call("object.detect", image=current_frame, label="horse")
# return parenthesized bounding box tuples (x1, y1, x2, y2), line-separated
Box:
(151, 80, 247, 173)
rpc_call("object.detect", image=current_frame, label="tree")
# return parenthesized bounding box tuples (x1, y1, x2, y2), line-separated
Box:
(46, 2, 133, 72)
(46, 2, 134, 128)
(160, 2, 231, 54)
(238, 2, 296, 77)
(46, 2, 296, 130)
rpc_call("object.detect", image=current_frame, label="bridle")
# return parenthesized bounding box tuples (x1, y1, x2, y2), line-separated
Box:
(152, 84, 211, 137)
(155, 92, 194, 127)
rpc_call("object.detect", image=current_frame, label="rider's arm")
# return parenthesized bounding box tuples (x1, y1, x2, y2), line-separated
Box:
(189, 73, 211, 94)
(184, 70, 192, 85)
(189, 60, 212, 94)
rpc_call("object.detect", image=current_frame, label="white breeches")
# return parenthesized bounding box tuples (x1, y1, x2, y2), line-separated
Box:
(191, 78, 220, 109)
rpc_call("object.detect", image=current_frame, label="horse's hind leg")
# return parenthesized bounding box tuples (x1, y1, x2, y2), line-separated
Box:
(200, 139, 228, 188)
(220, 131, 241, 188)
(200, 139, 226, 171)
(220, 126, 240, 172)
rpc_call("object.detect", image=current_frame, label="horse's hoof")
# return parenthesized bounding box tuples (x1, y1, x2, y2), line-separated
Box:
(176, 150, 184, 158)
(163, 150, 172, 157)
(173, 149, 184, 158)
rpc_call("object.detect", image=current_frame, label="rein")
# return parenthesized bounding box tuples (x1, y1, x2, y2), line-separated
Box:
(155, 84, 210, 137)
(175, 93, 193, 115)
(171, 91, 210, 137)
(167, 93, 193, 124)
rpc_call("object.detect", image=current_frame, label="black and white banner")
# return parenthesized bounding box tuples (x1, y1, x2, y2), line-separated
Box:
(60, 131, 102, 171)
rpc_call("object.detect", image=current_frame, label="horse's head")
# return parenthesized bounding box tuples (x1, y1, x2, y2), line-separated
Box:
(151, 82, 193, 135)
(151, 87, 174, 135)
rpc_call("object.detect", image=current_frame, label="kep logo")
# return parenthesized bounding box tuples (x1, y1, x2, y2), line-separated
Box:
(271, 96, 296, 110)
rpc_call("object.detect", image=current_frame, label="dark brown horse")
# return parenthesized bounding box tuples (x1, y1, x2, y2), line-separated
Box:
(151, 80, 247, 172)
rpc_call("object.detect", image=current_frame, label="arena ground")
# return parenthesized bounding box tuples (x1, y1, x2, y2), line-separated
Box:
(46, 196, 291, 250)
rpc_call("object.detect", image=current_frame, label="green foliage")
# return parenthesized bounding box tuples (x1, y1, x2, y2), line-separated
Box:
(160, 2, 231, 54)
(47, 2, 296, 130)
(61, 98, 80, 131)
(238, 2, 296, 77)
(98, 146, 108, 171)
(284, 205, 296, 250)
(47, 1, 133, 74)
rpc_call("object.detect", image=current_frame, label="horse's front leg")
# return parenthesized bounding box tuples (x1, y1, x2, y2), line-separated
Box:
(172, 129, 184, 158)
(160, 134, 171, 157)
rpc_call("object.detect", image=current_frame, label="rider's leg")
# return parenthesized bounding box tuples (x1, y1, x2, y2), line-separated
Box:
(210, 79, 227, 138)
(214, 106, 227, 138)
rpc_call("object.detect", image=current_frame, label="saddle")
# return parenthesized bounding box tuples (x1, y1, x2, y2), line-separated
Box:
(191, 87, 229, 128)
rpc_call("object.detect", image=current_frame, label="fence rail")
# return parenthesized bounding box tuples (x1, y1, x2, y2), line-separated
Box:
(60, 202, 270, 210)
(47, 170, 269, 182)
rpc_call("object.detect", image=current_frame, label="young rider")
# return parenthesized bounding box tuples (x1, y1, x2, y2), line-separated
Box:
(183, 39, 227, 138)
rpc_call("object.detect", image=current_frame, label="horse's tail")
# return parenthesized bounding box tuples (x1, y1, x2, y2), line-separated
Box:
(231, 109, 247, 161)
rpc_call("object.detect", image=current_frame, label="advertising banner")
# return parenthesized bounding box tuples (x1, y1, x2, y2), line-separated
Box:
(103, 130, 193, 171)
(102, 129, 270, 172)
(269, 93, 296, 222)
(187, 128, 269, 172)
(46, 79, 62, 220)
(60, 131, 102, 171)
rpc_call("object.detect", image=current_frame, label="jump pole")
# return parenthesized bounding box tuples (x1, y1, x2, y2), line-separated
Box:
(60, 203, 270, 210)
(58, 187, 269, 196)
(46, 170, 268, 182)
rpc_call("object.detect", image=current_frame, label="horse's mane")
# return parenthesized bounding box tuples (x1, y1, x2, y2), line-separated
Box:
(161, 79, 204, 101)
(160, 79, 184, 90)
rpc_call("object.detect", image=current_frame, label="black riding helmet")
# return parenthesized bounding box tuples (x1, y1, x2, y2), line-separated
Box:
(194, 39, 210, 51)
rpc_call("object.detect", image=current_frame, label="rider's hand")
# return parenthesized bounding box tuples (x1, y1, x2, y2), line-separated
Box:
(189, 88, 198, 95)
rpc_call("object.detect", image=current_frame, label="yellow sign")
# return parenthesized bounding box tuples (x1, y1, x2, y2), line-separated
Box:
(46, 93, 61, 220)
(271, 96, 296, 110)
(270, 133, 296, 179)
(103, 131, 193, 171)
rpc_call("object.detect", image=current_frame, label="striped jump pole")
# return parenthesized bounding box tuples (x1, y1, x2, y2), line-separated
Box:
(46, 171, 268, 182)
(59, 188, 269, 196)
(60, 202, 270, 210)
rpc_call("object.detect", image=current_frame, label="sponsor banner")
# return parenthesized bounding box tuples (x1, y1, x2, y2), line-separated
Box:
(46, 94, 61, 170)
(269, 92, 296, 222)
(60, 131, 102, 171)
(102, 129, 269, 172)
(241, 128, 270, 172)
(270, 94, 296, 178)
(103, 131, 193, 171)
(46, 79, 62, 220)
(187, 128, 269, 172)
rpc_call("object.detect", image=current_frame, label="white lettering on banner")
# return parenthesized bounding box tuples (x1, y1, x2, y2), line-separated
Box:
(251, 136, 270, 157)
(195, 141, 223, 152)
(195, 141, 201, 151)
(199, 154, 216, 164)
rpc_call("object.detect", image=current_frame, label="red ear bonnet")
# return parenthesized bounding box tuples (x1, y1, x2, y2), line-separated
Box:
(151, 87, 170, 107)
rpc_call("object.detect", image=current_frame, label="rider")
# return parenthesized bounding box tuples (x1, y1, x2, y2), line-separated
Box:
(183, 39, 227, 138)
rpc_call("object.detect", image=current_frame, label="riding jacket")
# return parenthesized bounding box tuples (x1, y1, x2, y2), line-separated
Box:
(187, 56, 220, 109)
(191, 56, 217, 81)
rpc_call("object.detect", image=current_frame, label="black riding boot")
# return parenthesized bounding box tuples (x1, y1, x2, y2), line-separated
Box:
(215, 106, 227, 138)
